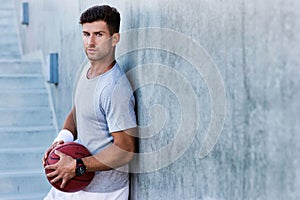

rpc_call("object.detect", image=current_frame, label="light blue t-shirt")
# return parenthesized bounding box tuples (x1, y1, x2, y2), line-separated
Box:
(74, 62, 137, 193)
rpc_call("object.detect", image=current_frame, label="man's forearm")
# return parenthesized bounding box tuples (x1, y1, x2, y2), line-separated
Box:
(82, 128, 136, 172)
(62, 107, 77, 140)
(82, 143, 134, 172)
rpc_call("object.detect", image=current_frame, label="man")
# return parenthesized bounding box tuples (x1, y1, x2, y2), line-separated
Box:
(43, 5, 137, 200)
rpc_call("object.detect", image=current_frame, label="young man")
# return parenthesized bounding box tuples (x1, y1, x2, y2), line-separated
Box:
(43, 5, 137, 200)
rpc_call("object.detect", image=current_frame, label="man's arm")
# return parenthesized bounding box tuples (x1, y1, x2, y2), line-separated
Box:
(83, 128, 136, 171)
(44, 128, 136, 188)
(62, 106, 77, 140)
(42, 107, 77, 166)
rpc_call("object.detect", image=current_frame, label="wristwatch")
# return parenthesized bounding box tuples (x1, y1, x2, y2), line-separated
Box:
(75, 158, 86, 176)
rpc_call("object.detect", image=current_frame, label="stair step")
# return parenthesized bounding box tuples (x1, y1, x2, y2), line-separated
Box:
(0, 170, 51, 196)
(0, 50, 20, 56)
(0, 60, 42, 74)
(0, 33, 18, 40)
(0, 41, 19, 49)
(0, 89, 49, 107)
(0, 147, 47, 171)
(0, 0, 14, 9)
(0, 107, 53, 126)
(0, 125, 55, 148)
(0, 50, 21, 59)
(0, 19, 16, 26)
(0, 38, 19, 46)
(0, 26, 18, 35)
(0, 75, 46, 89)
(0, 147, 52, 172)
(0, 2, 55, 198)
(0, 192, 48, 200)
(0, 125, 56, 132)
(0, 54, 21, 60)
(0, 41, 21, 57)
(0, 73, 41, 78)
(0, 10, 14, 18)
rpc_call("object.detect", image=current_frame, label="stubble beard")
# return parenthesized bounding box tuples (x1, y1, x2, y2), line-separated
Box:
(85, 45, 112, 62)
(85, 48, 103, 61)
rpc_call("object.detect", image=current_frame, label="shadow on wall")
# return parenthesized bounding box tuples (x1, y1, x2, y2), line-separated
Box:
(14, 0, 300, 199)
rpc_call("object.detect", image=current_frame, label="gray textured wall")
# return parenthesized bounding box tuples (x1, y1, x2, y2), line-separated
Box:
(16, 0, 299, 199)
(15, 0, 84, 126)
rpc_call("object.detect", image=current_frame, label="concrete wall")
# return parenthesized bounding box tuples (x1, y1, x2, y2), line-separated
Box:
(15, 0, 299, 199)
(15, 0, 83, 127)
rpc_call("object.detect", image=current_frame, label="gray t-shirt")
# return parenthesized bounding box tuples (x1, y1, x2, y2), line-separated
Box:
(74, 62, 137, 193)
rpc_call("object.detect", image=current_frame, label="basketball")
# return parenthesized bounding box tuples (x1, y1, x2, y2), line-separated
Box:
(45, 142, 95, 192)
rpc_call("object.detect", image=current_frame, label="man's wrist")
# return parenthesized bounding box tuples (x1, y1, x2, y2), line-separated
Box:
(73, 158, 77, 173)
(53, 129, 74, 143)
(75, 158, 87, 176)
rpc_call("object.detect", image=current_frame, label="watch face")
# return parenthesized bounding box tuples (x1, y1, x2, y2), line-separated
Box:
(76, 165, 86, 176)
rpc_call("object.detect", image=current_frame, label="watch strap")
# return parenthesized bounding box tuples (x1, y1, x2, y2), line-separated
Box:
(76, 158, 84, 166)
(75, 158, 86, 176)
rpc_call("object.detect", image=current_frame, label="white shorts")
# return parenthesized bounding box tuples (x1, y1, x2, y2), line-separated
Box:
(44, 185, 129, 200)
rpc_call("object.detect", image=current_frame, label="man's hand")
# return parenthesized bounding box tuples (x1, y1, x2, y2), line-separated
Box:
(44, 150, 76, 189)
(42, 140, 64, 167)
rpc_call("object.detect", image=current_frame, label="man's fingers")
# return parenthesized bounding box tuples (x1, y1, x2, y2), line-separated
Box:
(58, 140, 64, 144)
(43, 152, 49, 161)
(54, 150, 65, 157)
(43, 149, 51, 160)
(44, 141, 64, 158)
(42, 144, 55, 164)
(45, 163, 57, 170)
(60, 179, 67, 189)
(46, 170, 58, 178)
(43, 145, 74, 189)
(50, 175, 61, 184)
(49, 174, 70, 188)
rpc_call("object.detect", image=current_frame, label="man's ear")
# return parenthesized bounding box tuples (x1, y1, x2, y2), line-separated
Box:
(112, 33, 120, 47)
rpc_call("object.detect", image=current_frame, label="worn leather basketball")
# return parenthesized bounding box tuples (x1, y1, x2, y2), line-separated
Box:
(45, 142, 95, 192)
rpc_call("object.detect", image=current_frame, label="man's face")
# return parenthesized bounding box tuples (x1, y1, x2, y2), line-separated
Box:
(82, 21, 117, 61)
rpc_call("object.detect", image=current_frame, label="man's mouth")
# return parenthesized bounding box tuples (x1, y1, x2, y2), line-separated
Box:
(87, 48, 96, 53)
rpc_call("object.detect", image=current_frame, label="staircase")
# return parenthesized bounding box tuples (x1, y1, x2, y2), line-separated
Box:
(0, 1, 56, 199)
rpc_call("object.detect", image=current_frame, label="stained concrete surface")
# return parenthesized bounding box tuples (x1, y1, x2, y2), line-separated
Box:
(15, 0, 299, 199)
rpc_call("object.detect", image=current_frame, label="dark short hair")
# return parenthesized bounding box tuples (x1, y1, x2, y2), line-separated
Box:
(79, 5, 120, 35)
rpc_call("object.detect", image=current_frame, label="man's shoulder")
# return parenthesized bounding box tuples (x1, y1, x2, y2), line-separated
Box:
(100, 64, 132, 99)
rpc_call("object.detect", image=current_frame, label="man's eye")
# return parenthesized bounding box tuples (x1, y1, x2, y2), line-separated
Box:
(96, 33, 102, 37)
(83, 33, 89, 37)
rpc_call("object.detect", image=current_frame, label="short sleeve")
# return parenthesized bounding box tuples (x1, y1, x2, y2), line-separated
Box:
(100, 75, 137, 133)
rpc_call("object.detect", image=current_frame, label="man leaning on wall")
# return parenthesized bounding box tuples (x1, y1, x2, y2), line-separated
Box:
(42, 5, 137, 200)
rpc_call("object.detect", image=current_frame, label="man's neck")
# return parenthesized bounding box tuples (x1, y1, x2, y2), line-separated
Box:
(88, 58, 116, 79)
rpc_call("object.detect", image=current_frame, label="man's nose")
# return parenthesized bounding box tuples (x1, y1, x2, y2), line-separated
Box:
(88, 35, 96, 45)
